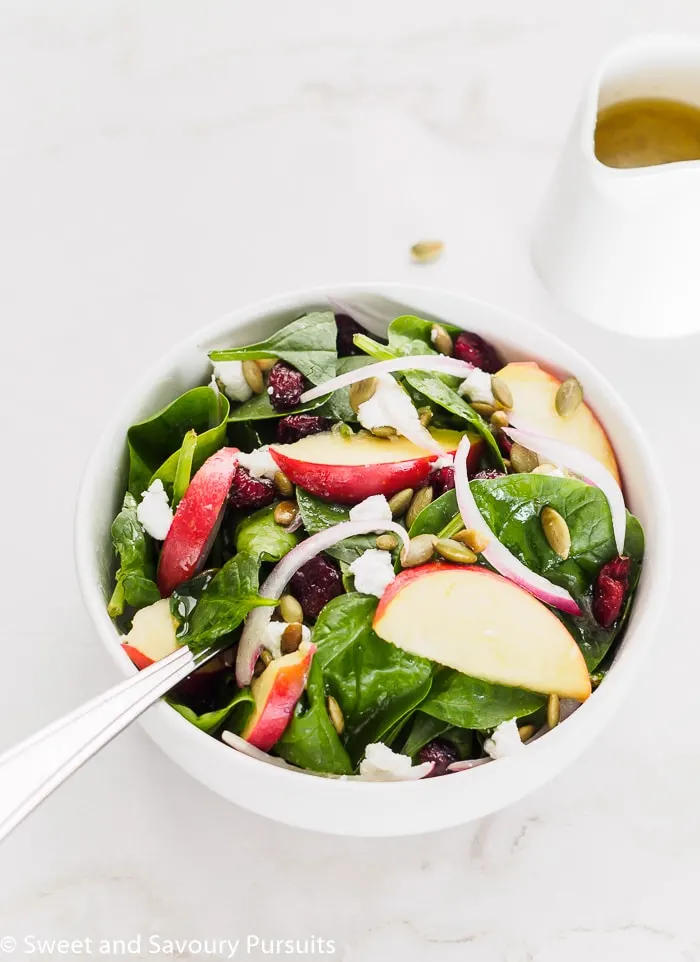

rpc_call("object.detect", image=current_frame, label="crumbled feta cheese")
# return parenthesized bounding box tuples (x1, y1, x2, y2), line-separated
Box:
(357, 375, 423, 435)
(264, 621, 311, 660)
(236, 446, 278, 480)
(359, 742, 414, 779)
(458, 368, 495, 406)
(483, 718, 525, 759)
(349, 494, 392, 524)
(136, 479, 174, 541)
(431, 453, 454, 471)
(349, 549, 396, 598)
(211, 360, 253, 403)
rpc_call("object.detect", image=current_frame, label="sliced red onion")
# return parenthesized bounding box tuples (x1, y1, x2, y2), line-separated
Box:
(221, 730, 301, 769)
(447, 756, 492, 773)
(503, 426, 626, 555)
(236, 519, 411, 686)
(300, 356, 474, 404)
(454, 436, 582, 616)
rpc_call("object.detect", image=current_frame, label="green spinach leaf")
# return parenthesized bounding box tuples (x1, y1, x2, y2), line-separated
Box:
(274, 659, 352, 775)
(209, 311, 337, 385)
(127, 386, 229, 498)
(312, 593, 433, 763)
(418, 668, 546, 730)
(401, 713, 476, 759)
(226, 391, 326, 423)
(317, 355, 376, 422)
(235, 505, 299, 562)
(169, 569, 217, 639)
(108, 493, 160, 618)
(168, 687, 253, 735)
(296, 490, 377, 564)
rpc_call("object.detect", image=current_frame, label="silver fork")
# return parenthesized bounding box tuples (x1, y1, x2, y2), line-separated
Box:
(0, 645, 215, 843)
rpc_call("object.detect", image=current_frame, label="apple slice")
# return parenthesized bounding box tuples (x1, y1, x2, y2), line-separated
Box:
(242, 641, 316, 751)
(373, 564, 591, 700)
(122, 598, 180, 669)
(496, 362, 620, 483)
(157, 447, 239, 596)
(270, 429, 482, 503)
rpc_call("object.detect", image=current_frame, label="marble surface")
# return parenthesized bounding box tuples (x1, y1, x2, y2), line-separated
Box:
(1, 2, 699, 959)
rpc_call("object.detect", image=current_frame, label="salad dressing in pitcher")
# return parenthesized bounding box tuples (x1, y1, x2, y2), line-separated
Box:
(595, 96, 700, 168)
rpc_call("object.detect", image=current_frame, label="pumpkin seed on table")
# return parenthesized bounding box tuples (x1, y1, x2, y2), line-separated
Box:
(376, 533, 399, 551)
(490, 376, 513, 411)
(349, 377, 377, 414)
(388, 487, 415, 518)
(400, 534, 437, 567)
(242, 360, 264, 394)
(273, 471, 294, 497)
(371, 425, 397, 438)
(435, 538, 478, 564)
(274, 500, 299, 527)
(518, 724, 536, 743)
(410, 240, 444, 264)
(470, 402, 495, 418)
(510, 442, 539, 474)
(540, 506, 571, 560)
(555, 377, 583, 418)
(430, 323, 453, 356)
(279, 593, 303, 624)
(405, 485, 434, 529)
(453, 528, 489, 553)
(327, 695, 345, 735)
(281, 622, 303, 655)
(547, 694, 561, 729)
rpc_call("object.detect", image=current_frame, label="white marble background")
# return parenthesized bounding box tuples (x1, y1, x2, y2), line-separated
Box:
(1, 1, 699, 959)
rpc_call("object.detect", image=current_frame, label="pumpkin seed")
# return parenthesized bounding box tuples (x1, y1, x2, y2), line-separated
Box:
(260, 649, 273, 667)
(518, 724, 536, 743)
(273, 471, 294, 497)
(376, 533, 399, 551)
(510, 442, 539, 474)
(453, 528, 489, 553)
(490, 409, 509, 429)
(490, 376, 513, 410)
(242, 360, 264, 394)
(435, 538, 477, 564)
(400, 534, 437, 567)
(388, 488, 414, 518)
(281, 622, 303, 655)
(279, 593, 303, 624)
(555, 377, 583, 418)
(531, 462, 558, 475)
(256, 358, 277, 372)
(327, 695, 345, 735)
(274, 500, 299, 527)
(418, 406, 433, 427)
(471, 401, 496, 418)
(540, 506, 571, 560)
(405, 485, 434, 529)
(331, 421, 353, 440)
(410, 240, 444, 264)
(430, 323, 453, 356)
(253, 658, 266, 677)
(349, 377, 377, 414)
(547, 693, 561, 729)
(371, 425, 397, 438)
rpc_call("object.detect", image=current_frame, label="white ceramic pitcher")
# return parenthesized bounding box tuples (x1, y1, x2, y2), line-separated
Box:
(532, 35, 700, 338)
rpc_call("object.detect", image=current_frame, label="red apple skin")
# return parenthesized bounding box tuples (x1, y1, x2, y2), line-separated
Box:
(243, 643, 316, 751)
(157, 447, 239, 597)
(269, 434, 484, 504)
(121, 643, 154, 670)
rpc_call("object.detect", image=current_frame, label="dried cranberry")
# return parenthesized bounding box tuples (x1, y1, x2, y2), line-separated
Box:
(472, 469, 506, 480)
(277, 414, 332, 443)
(289, 554, 343, 620)
(228, 467, 275, 510)
(267, 362, 305, 411)
(432, 466, 455, 497)
(497, 432, 513, 456)
(453, 331, 503, 373)
(419, 739, 459, 777)
(592, 555, 631, 628)
(335, 314, 370, 357)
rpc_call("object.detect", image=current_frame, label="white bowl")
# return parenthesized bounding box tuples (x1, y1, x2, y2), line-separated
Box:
(74, 283, 671, 836)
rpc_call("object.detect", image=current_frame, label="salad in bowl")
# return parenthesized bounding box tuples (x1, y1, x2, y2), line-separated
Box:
(105, 303, 644, 784)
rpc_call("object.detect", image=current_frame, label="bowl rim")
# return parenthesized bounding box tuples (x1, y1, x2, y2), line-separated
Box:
(74, 280, 672, 807)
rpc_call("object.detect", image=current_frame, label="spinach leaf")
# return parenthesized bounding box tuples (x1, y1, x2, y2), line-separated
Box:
(169, 569, 217, 639)
(226, 391, 326, 423)
(209, 312, 337, 385)
(418, 668, 546, 730)
(317, 355, 376, 422)
(312, 593, 433, 763)
(274, 659, 352, 775)
(408, 487, 461, 538)
(180, 552, 276, 654)
(108, 493, 160, 618)
(127, 386, 229, 498)
(168, 687, 253, 735)
(401, 713, 452, 757)
(172, 429, 197, 507)
(296, 490, 377, 564)
(235, 505, 299, 562)
(385, 314, 463, 356)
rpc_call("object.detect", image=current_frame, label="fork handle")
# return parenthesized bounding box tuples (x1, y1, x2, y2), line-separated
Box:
(0, 647, 197, 843)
